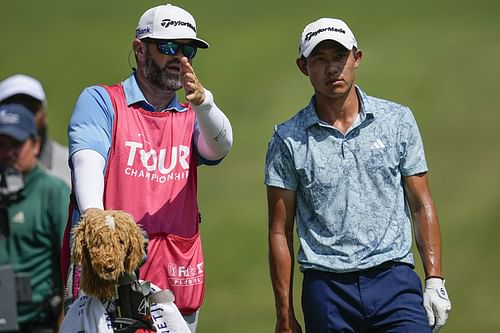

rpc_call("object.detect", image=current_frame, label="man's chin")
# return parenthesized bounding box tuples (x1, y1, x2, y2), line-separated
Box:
(161, 84, 182, 92)
(148, 78, 182, 91)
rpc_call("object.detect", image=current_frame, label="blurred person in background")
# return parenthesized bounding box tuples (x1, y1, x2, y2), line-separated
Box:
(265, 18, 451, 333)
(62, 3, 233, 332)
(0, 74, 71, 186)
(0, 104, 70, 332)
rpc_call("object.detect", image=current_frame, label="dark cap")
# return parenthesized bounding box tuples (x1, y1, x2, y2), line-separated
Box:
(0, 104, 36, 141)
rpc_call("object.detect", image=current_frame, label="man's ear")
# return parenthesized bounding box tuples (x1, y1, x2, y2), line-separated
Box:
(132, 39, 146, 63)
(296, 57, 309, 76)
(353, 49, 363, 68)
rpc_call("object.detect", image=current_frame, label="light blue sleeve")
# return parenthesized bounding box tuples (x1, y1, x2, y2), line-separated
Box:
(264, 131, 298, 191)
(398, 107, 428, 176)
(68, 86, 114, 163)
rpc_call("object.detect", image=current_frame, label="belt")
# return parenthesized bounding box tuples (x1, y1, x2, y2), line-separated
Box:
(303, 261, 414, 276)
(363, 260, 414, 272)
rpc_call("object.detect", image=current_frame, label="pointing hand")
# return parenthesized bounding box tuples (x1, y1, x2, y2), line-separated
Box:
(180, 57, 205, 106)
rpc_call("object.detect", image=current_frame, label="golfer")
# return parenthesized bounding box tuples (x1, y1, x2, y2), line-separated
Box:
(62, 4, 233, 332)
(265, 18, 451, 332)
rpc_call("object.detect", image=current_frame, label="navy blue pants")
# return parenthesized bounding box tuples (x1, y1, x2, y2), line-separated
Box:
(302, 262, 431, 333)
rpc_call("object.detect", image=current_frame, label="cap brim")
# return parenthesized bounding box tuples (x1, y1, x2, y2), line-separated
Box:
(143, 34, 209, 48)
(0, 128, 30, 141)
(302, 38, 354, 57)
(192, 38, 209, 49)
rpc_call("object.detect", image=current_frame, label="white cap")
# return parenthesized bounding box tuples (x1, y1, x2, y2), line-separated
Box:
(136, 3, 209, 48)
(299, 18, 357, 57)
(0, 74, 47, 105)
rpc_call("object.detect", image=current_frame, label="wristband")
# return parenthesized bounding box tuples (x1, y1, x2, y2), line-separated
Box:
(425, 275, 444, 280)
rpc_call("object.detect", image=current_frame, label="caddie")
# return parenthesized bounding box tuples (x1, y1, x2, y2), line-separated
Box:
(61, 3, 233, 332)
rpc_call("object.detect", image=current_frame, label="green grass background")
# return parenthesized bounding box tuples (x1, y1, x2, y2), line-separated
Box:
(2, 0, 500, 331)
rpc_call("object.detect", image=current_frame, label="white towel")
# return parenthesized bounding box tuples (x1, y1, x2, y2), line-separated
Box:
(61, 295, 114, 332)
(61, 287, 191, 333)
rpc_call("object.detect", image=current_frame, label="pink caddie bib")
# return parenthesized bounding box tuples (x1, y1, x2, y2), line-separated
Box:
(102, 84, 205, 313)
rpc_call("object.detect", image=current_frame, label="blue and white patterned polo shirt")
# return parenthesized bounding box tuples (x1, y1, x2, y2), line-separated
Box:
(265, 86, 428, 273)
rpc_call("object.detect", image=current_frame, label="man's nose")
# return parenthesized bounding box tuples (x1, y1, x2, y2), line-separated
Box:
(325, 61, 341, 76)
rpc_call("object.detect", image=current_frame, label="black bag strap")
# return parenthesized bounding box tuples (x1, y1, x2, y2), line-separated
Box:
(112, 317, 152, 333)
(112, 278, 156, 332)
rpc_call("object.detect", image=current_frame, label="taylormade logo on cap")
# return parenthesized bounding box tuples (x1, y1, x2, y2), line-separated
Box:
(135, 3, 209, 48)
(160, 19, 196, 32)
(299, 18, 357, 57)
(305, 26, 346, 42)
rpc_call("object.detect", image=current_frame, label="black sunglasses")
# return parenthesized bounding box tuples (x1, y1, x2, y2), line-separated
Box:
(145, 40, 197, 59)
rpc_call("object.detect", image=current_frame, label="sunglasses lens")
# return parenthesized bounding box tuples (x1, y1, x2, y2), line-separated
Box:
(157, 42, 178, 56)
(181, 45, 197, 59)
(156, 41, 197, 59)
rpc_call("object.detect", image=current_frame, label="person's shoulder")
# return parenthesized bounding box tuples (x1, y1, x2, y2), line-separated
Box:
(73, 84, 117, 116)
(274, 104, 312, 139)
(363, 93, 409, 111)
(359, 88, 412, 119)
(79, 84, 111, 99)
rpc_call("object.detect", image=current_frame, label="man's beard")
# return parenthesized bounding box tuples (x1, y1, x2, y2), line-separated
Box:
(143, 49, 182, 91)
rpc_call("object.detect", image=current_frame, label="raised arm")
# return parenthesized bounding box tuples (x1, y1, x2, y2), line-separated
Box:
(180, 57, 233, 161)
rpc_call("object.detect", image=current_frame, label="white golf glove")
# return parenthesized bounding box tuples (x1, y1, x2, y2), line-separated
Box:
(423, 277, 451, 332)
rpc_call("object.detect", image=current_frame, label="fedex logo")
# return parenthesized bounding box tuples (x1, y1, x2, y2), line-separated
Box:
(168, 262, 204, 286)
(168, 262, 204, 277)
(125, 141, 190, 174)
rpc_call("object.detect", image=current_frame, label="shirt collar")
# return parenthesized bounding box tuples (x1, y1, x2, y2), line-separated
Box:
(122, 73, 188, 112)
(302, 85, 373, 129)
